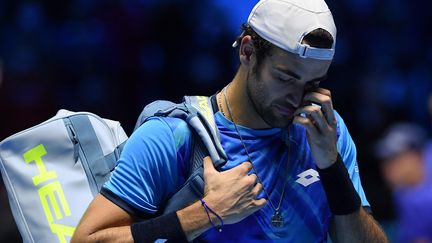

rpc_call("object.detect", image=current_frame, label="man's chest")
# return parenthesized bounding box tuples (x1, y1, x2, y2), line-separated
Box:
(216, 133, 332, 241)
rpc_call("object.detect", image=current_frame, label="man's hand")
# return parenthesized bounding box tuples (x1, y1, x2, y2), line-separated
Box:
(293, 88, 388, 242)
(293, 88, 338, 169)
(177, 157, 267, 240)
(202, 156, 267, 224)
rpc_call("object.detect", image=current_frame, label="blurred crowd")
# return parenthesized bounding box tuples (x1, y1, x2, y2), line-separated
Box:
(0, 1, 431, 242)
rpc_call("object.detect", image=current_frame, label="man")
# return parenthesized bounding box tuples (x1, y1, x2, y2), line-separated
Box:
(72, 0, 388, 242)
(376, 123, 432, 242)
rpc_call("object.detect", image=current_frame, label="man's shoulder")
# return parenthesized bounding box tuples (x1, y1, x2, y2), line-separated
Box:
(138, 116, 193, 151)
(137, 116, 192, 135)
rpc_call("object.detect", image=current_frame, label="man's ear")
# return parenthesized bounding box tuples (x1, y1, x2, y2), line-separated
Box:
(239, 35, 255, 67)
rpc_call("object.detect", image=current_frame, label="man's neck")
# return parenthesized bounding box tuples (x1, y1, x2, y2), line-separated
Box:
(218, 66, 271, 129)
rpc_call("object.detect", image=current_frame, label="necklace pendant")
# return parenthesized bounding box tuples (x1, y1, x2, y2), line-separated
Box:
(271, 210, 284, 227)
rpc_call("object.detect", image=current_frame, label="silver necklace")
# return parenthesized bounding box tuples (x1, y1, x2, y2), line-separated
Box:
(221, 86, 291, 228)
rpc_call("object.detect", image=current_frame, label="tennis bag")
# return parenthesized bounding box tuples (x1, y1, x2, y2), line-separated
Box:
(0, 109, 128, 243)
(0, 96, 226, 243)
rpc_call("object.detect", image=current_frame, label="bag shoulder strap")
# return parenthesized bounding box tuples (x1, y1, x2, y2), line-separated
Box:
(135, 96, 227, 167)
(134, 96, 227, 214)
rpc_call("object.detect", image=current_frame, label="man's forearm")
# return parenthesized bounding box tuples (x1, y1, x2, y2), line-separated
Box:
(72, 200, 212, 243)
(73, 157, 265, 243)
(316, 155, 388, 242)
(331, 207, 388, 243)
(72, 226, 133, 243)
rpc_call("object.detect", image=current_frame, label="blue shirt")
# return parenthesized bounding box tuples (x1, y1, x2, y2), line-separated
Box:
(103, 111, 370, 242)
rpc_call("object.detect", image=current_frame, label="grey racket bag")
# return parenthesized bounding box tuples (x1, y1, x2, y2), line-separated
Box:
(0, 109, 128, 243)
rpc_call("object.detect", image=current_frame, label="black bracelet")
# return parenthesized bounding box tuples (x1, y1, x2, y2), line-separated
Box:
(131, 211, 188, 243)
(316, 154, 361, 215)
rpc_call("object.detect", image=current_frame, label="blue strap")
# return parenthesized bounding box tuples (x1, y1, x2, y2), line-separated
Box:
(69, 115, 111, 195)
(162, 168, 204, 214)
(104, 141, 126, 171)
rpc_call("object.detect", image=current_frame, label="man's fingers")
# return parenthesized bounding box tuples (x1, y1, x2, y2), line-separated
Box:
(292, 115, 319, 136)
(294, 105, 327, 132)
(314, 87, 332, 97)
(247, 173, 258, 185)
(302, 90, 336, 125)
(252, 182, 263, 196)
(253, 198, 267, 209)
(234, 161, 253, 175)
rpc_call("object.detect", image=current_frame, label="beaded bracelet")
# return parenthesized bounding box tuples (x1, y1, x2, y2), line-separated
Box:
(200, 199, 224, 232)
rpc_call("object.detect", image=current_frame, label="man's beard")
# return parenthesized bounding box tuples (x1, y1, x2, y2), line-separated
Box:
(246, 67, 293, 128)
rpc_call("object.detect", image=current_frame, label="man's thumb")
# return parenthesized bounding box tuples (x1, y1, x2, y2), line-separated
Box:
(203, 156, 216, 174)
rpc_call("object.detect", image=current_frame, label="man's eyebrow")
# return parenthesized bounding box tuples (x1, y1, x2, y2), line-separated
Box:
(274, 67, 301, 80)
(275, 67, 328, 83)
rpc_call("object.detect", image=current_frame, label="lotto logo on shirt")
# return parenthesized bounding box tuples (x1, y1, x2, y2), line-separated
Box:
(295, 169, 320, 187)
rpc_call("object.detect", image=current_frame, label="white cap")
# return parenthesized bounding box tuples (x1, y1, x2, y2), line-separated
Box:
(235, 0, 337, 60)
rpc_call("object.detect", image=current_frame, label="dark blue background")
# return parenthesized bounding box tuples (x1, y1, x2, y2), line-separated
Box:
(0, 1, 431, 241)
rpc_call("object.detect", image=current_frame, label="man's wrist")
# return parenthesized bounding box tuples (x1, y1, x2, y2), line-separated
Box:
(316, 152, 338, 169)
(200, 198, 224, 232)
(176, 199, 215, 241)
(130, 211, 187, 243)
(317, 154, 361, 215)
